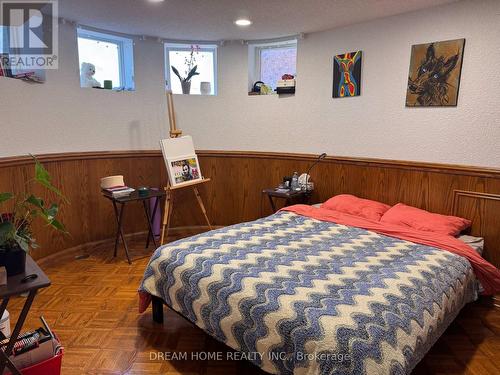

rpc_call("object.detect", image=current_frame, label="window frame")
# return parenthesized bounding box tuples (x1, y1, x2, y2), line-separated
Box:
(164, 43, 218, 95)
(0, 26, 5, 53)
(249, 39, 298, 92)
(76, 27, 135, 91)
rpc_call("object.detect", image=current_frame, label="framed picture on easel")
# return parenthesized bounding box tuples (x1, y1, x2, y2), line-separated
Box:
(160, 136, 204, 187)
(166, 155, 202, 186)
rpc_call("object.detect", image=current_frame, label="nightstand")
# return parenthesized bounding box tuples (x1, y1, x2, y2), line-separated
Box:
(262, 188, 312, 213)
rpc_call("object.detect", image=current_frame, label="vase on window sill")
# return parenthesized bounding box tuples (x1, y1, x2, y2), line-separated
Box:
(181, 81, 191, 94)
(200, 82, 211, 95)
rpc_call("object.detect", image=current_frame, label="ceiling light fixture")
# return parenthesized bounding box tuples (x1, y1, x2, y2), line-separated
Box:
(235, 19, 252, 26)
(148, 0, 165, 3)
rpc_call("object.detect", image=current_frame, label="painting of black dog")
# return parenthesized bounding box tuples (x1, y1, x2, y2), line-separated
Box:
(406, 39, 465, 107)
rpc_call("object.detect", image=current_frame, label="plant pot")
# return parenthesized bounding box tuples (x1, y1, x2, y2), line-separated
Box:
(0, 245, 26, 276)
(181, 80, 191, 94)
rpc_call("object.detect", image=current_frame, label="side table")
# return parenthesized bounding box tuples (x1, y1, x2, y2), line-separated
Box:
(102, 189, 165, 264)
(262, 188, 312, 213)
(0, 256, 51, 374)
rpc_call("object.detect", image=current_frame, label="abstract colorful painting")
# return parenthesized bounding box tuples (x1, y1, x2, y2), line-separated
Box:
(332, 51, 362, 98)
(406, 39, 465, 106)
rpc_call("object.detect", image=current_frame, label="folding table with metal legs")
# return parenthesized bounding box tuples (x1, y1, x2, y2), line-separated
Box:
(0, 256, 51, 374)
(103, 189, 165, 264)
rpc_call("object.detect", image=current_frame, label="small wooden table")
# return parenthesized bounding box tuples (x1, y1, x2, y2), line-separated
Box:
(103, 189, 165, 264)
(263, 188, 312, 212)
(0, 256, 51, 374)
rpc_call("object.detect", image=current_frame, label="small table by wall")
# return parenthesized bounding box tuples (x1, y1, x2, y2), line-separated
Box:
(102, 189, 165, 264)
(262, 188, 312, 213)
(0, 256, 51, 375)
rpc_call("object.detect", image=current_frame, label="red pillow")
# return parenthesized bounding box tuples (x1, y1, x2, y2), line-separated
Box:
(321, 194, 391, 221)
(380, 203, 471, 236)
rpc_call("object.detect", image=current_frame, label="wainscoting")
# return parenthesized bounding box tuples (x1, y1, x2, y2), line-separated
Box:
(1, 151, 500, 267)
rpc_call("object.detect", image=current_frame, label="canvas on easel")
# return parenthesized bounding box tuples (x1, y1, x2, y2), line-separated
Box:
(160, 136, 203, 187)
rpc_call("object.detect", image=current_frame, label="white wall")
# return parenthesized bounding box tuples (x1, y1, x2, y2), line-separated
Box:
(0, 22, 168, 156)
(1, 0, 499, 168)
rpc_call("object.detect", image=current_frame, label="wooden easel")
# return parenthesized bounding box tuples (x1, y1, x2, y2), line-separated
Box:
(166, 90, 182, 138)
(160, 92, 213, 245)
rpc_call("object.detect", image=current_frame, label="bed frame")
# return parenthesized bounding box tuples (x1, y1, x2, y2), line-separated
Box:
(152, 295, 165, 323)
(150, 189, 500, 323)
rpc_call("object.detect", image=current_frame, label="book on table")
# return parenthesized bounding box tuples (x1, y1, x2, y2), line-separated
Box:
(102, 185, 135, 197)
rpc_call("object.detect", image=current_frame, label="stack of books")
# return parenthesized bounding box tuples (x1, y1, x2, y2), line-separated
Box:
(102, 185, 135, 198)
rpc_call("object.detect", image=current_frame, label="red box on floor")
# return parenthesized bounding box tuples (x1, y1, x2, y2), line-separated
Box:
(5, 331, 63, 375)
(20, 349, 63, 375)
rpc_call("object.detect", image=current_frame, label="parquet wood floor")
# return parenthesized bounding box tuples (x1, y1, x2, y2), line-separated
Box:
(5, 239, 500, 375)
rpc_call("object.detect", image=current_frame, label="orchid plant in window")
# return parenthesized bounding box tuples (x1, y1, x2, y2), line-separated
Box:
(171, 44, 200, 94)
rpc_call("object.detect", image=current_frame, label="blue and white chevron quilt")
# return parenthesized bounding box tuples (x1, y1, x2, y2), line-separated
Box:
(140, 211, 477, 374)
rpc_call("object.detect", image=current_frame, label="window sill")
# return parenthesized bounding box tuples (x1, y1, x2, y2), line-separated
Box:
(172, 93, 217, 97)
(248, 92, 295, 97)
(248, 92, 277, 96)
(81, 87, 135, 92)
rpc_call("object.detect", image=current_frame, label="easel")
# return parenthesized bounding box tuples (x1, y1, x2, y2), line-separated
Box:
(160, 92, 213, 245)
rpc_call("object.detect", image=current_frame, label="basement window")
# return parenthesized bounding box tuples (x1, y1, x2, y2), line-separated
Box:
(165, 43, 218, 95)
(248, 39, 297, 93)
(77, 28, 135, 90)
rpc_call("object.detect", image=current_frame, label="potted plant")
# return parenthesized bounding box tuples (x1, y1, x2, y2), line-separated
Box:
(171, 45, 200, 94)
(0, 156, 67, 276)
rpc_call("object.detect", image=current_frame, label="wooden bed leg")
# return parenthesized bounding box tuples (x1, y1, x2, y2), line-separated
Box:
(152, 296, 164, 324)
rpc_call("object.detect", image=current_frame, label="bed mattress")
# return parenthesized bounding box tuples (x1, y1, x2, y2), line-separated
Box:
(139, 211, 477, 374)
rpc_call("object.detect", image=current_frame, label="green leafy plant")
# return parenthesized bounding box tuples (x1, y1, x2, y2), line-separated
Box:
(0, 156, 68, 252)
(171, 65, 199, 83)
(171, 44, 200, 83)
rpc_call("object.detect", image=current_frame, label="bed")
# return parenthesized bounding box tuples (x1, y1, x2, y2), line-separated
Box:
(137, 202, 494, 375)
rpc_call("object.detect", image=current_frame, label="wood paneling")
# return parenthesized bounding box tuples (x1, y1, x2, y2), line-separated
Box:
(453, 191, 500, 268)
(1, 151, 500, 267)
(0, 154, 168, 260)
(6, 239, 499, 375)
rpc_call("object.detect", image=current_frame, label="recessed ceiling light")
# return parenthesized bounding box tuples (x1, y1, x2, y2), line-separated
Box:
(148, 0, 165, 3)
(235, 19, 252, 27)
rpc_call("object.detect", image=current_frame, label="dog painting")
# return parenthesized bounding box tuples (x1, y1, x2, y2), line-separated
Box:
(406, 39, 465, 106)
(333, 51, 362, 98)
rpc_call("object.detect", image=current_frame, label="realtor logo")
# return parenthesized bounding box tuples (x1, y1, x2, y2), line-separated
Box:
(1, 0, 58, 69)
